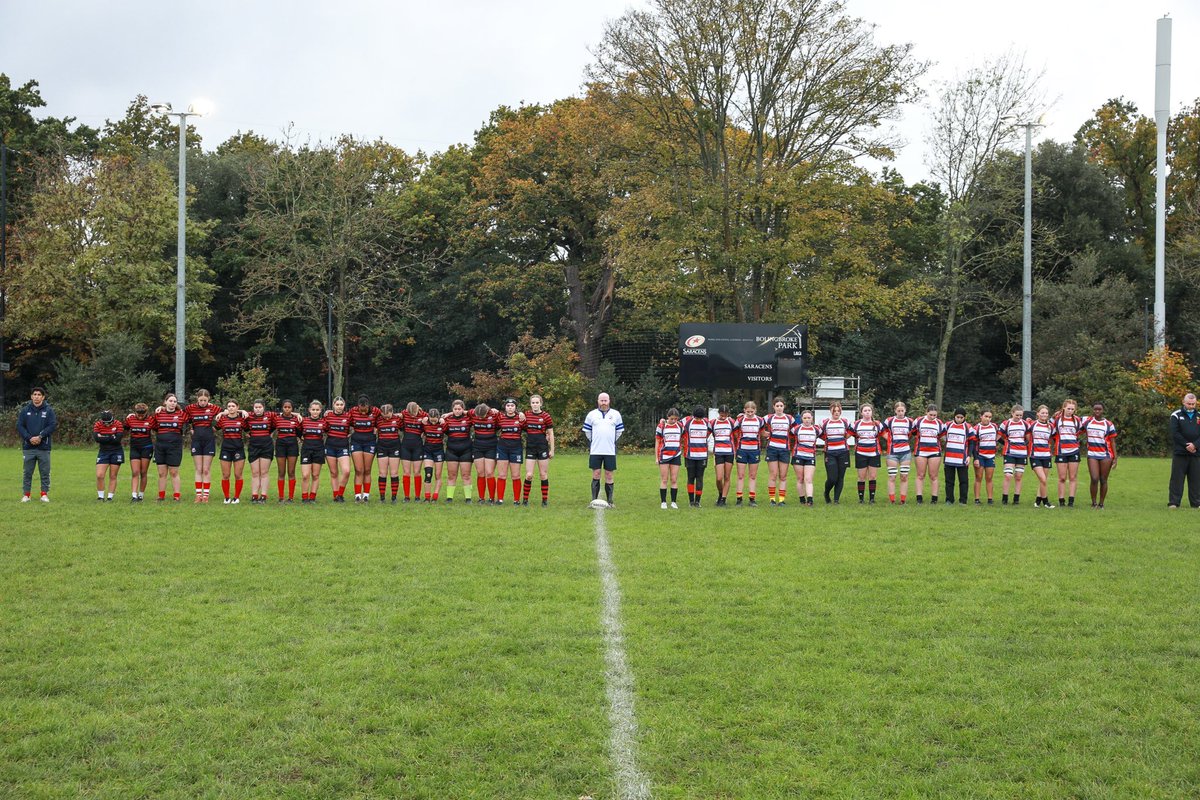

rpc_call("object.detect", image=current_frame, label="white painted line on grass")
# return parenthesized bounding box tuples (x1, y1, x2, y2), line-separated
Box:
(594, 508, 652, 800)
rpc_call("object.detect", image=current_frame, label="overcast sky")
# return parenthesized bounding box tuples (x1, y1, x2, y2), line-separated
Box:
(3, 0, 1197, 183)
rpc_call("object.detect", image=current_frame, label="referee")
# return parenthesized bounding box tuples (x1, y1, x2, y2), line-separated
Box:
(1168, 392, 1200, 508)
(583, 392, 624, 507)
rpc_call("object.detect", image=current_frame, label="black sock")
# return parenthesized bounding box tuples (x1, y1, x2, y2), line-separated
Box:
(857, 481, 865, 500)
(660, 488, 667, 502)
(670, 487, 677, 502)
(1013, 493, 1020, 504)
(592, 478, 600, 500)
(605, 482, 613, 503)
(869, 480, 877, 500)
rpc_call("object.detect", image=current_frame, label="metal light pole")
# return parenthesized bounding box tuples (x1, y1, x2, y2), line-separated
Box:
(1018, 121, 1041, 411)
(1154, 16, 1171, 350)
(151, 101, 208, 400)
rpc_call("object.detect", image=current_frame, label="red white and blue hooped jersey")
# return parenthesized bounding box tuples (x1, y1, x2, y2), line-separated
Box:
(1081, 416, 1117, 458)
(765, 413, 794, 451)
(711, 417, 735, 455)
(790, 422, 819, 459)
(1029, 420, 1055, 458)
(915, 417, 946, 457)
(682, 416, 713, 460)
(733, 414, 764, 452)
(943, 422, 972, 466)
(655, 419, 684, 461)
(851, 419, 883, 457)
(819, 416, 852, 454)
(973, 422, 999, 459)
(882, 415, 915, 456)
(999, 417, 1032, 458)
(1053, 414, 1082, 457)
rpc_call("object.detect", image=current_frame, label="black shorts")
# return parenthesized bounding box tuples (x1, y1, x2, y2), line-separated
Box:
(376, 441, 401, 458)
(248, 441, 274, 462)
(446, 443, 473, 463)
(400, 441, 424, 461)
(714, 453, 735, 465)
(527, 446, 551, 461)
(190, 433, 216, 457)
(472, 441, 498, 460)
(423, 446, 445, 463)
(154, 439, 183, 467)
(275, 439, 299, 459)
(129, 441, 154, 461)
(854, 454, 881, 469)
(1055, 453, 1080, 464)
(220, 446, 245, 463)
(300, 446, 324, 465)
(659, 455, 681, 466)
(1029, 456, 1052, 469)
(589, 454, 617, 471)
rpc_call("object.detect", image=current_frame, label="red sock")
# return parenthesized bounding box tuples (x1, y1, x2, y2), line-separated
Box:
(173, 492, 181, 500)
(378, 477, 386, 499)
(541, 480, 549, 501)
(497, 480, 507, 501)
(203, 481, 211, 495)
(158, 490, 166, 500)
(768, 486, 776, 499)
(353, 482, 361, 496)
(749, 491, 756, 500)
(222, 479, 230, 500)
(390, 477, 399, 498)
(235, 479, 243, 499)
(432, 491, 439, 500)
(487, 476, 496, 500)
(512, 479, 521, 500)
(414, 476, 422, 497)
(523, 479, 532, 501)
(194, 481, 202, 493)
(288, 479, 295, 499)
(477, 475, 486, 498)
(277, 479, 284, 499)
(403, 475, 411, 498)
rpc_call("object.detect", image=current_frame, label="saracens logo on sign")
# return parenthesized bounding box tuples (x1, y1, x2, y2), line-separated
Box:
(684, 335, 706, 347)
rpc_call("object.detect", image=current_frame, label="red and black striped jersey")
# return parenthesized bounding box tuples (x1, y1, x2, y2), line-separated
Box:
(184, 403, 218, 432)
(324, 411, 352, 443)
(301, 416, 327, 442)
(273, 412, 300, 440)
(216, 413, 247, 441)
(497, 413, 525, 442)
(444, 412, 473, 441)
(422, 420, 445, 446)
(246, 412, 274, 440)
(470, 410, 499, 440)
(125, 413, 154, 442)
(349, 407, 380, 438)
(151, 409, 186, 440)
(376, 415, 402, 441)
(523, 410, 554, 440)
(94, 419, 124, 451)
(401, 409, 425, 439)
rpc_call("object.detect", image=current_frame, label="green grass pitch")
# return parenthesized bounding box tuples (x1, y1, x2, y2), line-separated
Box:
(2, 449, 1197, 798)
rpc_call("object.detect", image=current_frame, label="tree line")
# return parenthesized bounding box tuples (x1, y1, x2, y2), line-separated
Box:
(1, 0, 1197, 453)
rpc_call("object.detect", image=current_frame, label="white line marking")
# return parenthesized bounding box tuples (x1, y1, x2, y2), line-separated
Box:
(594, 508, 652, 800)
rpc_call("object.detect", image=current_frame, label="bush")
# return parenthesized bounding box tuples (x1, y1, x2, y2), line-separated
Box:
(46, 332, 168, 412)
(216, 358, 279, 410)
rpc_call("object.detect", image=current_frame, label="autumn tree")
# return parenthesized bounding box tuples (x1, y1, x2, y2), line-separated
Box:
(7, 147, 214, 368)
(234, 136, 430, 399)
(924, 51, 1044, 408)
(592, 0, 928, 331)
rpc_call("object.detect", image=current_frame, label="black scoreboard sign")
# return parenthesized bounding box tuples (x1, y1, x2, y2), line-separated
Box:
(679, 323, 808, 389)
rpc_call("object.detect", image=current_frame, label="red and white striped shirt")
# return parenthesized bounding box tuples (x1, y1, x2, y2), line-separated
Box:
(790, 422, 819, 459)
(765, 413, 794, 451)
(1029, 420, 1055, 458)
(915, 418, 946, 457)
(656, 419, 684, 461)
(734, 414, 764, 452)
(973, 422, 999, 459)
(999, 417, 1031, 458)
(711, 417, 735, 455)
(1053, 414, 1082, 457)
(1081, 416, 1117, 459)
(882, 415, 915, 456)
(851, 419, 882, 457)
(943, 422, 972, 466)
(682, 415, 712, 460)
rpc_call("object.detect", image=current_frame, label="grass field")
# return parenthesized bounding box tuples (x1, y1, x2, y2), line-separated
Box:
(2, 449, 1198, 799)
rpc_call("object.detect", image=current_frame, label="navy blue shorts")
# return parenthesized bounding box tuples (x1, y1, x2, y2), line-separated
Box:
(350, 442, 376, 455)
(220, 447, 245, 463)
(975, 456, 996, 469)
(497, 443, 523, 464)
(790, 455, 815, 467)
(325, 445, 350, 459)
(129, 441, 154, 461)
(1029, 456, 1052, 469)
(1004, 455, 1028, 466)
(765, 448, 789, 463)
(190, 435, 216, 457)
(589, 454, 617, 471)
(736, 450, 760, 465)
(97, 451, 125, 466)
(423, 447, 445, 463)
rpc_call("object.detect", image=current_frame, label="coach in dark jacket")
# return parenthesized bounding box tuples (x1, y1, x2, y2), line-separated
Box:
(1168, 392, 1200, 508)
(17, 386, 57, 502)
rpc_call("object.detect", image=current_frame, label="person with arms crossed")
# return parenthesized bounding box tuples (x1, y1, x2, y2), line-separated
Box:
(583, 392, 623, 507)
(93, 409, 124, 501)
(18, 387, 57, 503)
(1168, 392, 1200, 508)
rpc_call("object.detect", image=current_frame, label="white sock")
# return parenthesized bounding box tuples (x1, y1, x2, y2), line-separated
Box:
(98, 491, 105, 499)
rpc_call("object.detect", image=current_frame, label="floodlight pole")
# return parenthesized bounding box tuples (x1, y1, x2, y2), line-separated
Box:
(1021, 122, 1034, 411)
(154, 105, 197, 401)
(1154, 16, 1171, 350)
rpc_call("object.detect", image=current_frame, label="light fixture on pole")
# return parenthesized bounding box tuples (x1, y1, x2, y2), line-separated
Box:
(150, 99, 211, 400)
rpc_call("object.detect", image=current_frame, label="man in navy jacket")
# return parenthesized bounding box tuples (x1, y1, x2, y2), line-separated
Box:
(1168, 392, 1200, 508)
(17, 387, 57, 502)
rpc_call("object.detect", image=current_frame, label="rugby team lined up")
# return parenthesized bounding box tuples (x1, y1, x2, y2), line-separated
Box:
(91, 391, 556, 505)
(654, 399, 1119, 510)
